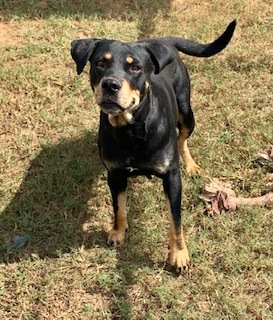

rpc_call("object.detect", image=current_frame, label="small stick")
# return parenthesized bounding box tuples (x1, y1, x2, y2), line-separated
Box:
(201, 178, 273, 216)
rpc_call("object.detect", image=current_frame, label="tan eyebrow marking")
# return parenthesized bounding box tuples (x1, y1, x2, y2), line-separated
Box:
(126, 56, 134, 64)
(104, 52, 112, 60)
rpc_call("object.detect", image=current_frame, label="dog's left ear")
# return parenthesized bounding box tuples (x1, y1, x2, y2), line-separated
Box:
(145, 41, 175, 74)
(71, 38, 101, 75)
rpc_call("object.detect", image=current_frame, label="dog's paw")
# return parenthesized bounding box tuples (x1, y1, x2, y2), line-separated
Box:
(107, 228, 127, 246)
(169, 244, 190, 273)
(186, 162, 201, 175)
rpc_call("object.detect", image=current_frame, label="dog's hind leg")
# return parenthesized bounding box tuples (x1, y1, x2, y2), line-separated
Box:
(178, 114, 200, 175)
(107, 172, 128, 246)
(174, 65, 200, 174)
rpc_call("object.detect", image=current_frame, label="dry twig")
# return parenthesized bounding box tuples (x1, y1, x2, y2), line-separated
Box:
(257, 145, 273, 161)
(201, 178, 273, 216)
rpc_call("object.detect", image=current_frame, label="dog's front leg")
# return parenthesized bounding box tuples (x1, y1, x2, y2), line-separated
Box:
(163, 169, 190, 272)
(107, 172, 128, 246)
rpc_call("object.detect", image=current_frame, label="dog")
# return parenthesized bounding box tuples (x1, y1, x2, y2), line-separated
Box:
(71, 20, 236, 272)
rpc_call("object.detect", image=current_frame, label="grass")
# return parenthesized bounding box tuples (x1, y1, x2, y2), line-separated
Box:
(0, 0, 273, 318)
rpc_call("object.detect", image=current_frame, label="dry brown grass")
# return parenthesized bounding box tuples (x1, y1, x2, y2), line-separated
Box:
(0, 0, 273, 319)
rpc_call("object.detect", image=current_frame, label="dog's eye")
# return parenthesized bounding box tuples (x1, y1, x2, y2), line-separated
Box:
(96, 60, 106, 69)
(130, 65, 141, 73)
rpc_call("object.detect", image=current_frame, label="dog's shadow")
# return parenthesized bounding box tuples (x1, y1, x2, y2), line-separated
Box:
(0, 131, 107, 261)
(1, 130, 167, 317)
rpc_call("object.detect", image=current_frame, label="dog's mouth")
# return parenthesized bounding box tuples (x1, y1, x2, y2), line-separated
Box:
(100, 102, 124, 115)
(100, 99, 136, 115)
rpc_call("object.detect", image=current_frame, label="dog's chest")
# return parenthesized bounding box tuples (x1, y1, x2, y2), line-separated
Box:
(100, 136, 174, 175)
(99, 113, 175, 175)
(102, 153, 171, 175)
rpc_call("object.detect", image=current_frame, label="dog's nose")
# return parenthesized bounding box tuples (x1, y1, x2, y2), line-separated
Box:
(102, 78, 122, 93)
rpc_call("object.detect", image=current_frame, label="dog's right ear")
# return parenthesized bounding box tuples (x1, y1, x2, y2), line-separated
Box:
(71, 38, 101, 75)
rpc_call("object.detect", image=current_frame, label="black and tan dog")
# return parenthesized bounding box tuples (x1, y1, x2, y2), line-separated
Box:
(71, 20, 236, 272)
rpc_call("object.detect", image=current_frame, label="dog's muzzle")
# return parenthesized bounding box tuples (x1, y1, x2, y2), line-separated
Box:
(99, 77, 124, 114)
(96, 77, 138, 116)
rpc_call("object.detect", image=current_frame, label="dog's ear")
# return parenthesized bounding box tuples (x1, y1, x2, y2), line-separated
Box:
(71, 38, 101, 75)
(145, 41, 175, 74)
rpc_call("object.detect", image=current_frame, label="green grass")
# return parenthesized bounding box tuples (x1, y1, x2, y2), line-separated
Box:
(1, 0, 273, 319)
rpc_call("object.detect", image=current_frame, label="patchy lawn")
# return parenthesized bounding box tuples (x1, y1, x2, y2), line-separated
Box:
(0, 1, 272, 319)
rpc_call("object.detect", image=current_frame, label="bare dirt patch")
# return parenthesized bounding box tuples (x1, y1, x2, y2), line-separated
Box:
(0, 22, 19, 46)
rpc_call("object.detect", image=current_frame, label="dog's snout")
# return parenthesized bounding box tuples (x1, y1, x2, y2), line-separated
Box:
(102, 78, 122, 93)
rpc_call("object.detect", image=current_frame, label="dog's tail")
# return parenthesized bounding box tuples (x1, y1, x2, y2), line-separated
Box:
(163, 20, 236, 57)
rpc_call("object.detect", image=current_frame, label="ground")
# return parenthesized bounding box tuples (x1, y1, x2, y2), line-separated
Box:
(0, 1, 272, 319)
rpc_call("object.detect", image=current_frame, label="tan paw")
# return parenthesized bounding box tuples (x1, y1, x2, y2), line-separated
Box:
(107, 228, 127, 246)
(185, 162, 201, 175)
(169, 245, 190, 273)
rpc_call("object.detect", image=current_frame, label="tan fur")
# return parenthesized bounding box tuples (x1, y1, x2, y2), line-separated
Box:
(107, 192, 127, 246)
(104, 52, 112, 60)
(178, 115, 200, 174)
(145, 81, 150, 90)
(108, 111, 133, 127)
(126, 56, 134, 64)
(118, 80, 140, 108)
(167, 200, 190, 271)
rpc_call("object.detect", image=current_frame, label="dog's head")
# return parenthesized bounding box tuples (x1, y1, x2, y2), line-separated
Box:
(71, 38, 174, 124)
